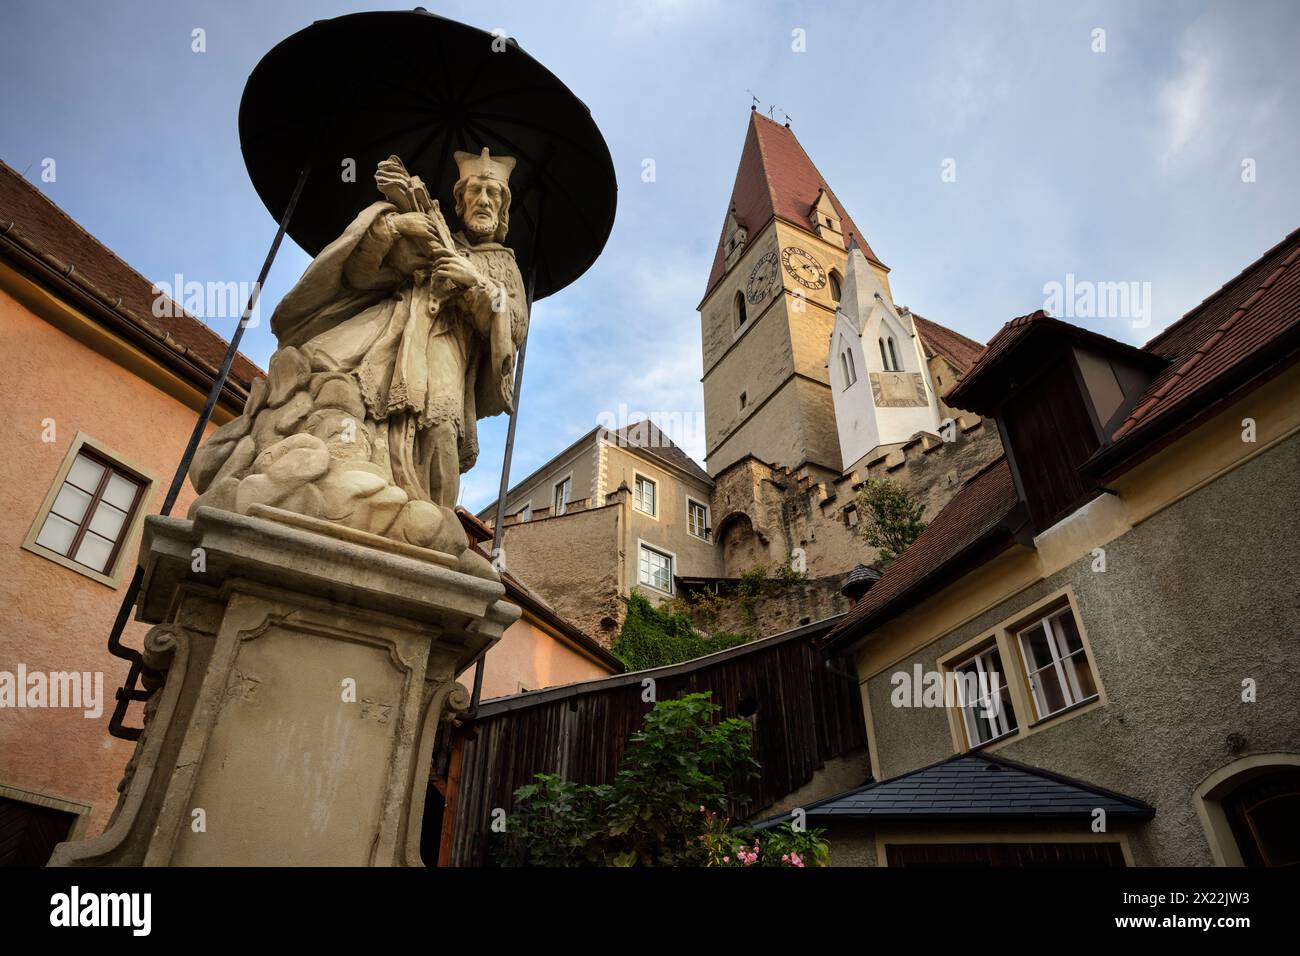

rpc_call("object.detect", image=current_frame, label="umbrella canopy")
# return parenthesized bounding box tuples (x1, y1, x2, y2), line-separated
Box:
(239, 8, 616, 300)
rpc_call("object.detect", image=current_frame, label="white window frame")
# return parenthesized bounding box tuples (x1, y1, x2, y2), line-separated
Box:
(637, 541, 675, 594)
(840, 345, 857, 388)
(686, 496, 710, 540)
(553, 475, 572, 516)
(21, 432, 155, 588)
(952, 644, 1018, 748)
(633, 472, 658, 518)
(516, 504, 531, 522)
(1015, 606, 1099, 721)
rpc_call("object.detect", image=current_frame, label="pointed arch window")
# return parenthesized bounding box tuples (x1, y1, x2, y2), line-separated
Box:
(734, 290, 747, 329)
(878, 337, 889, 370)
(839, 339, 857, 388)
(829, 270, 842, 303)
(888, 336, 901, 371)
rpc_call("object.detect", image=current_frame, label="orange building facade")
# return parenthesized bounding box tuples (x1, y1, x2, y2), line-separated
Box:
(0, 162, 616, 864)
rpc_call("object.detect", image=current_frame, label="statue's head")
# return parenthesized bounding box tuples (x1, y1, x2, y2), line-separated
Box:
(453, 147, 516, 244)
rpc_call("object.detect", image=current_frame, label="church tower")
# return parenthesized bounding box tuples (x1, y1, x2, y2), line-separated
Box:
(698, 110, 894, 478)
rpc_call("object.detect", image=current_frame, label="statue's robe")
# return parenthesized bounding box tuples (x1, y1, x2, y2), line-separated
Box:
(269, 201, 527, 502)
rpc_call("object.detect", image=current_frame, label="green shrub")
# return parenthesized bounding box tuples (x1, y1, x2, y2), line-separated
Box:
(495, 693, 759, 866)
(612, 591, 748, 670)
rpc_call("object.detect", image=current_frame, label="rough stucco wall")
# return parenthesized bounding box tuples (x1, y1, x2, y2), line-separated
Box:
(499, 504, 624, 645)
(0, 292, 216, 838)
(863, 431, 1300, 865)
(463, 616, 614, 700)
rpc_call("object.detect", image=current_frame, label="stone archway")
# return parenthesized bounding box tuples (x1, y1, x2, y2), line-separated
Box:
(715, 511, 769, 578)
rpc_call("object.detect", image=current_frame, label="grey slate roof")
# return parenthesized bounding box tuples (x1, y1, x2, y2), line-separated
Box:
(840, 563, 881, 596)
(759, 752, 1154, 826)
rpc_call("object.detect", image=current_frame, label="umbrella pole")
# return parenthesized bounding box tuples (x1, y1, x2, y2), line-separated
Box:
(469, 204, 544, 717)
(106, 162, 312, 740)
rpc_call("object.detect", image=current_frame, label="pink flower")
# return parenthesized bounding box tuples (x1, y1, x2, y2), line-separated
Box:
(782, 854, 790, 863)
(699, 805, 706, 813)
(790, 852, 805, 868)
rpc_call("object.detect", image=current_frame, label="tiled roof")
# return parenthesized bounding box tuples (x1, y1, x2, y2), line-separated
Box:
(0, 159, 261, 395)
(840, 563, 881, 598)
(610, 419, 712, 485)
(940, 309, 1048, 409)
(825, 456, 1020, 646)
(763, 752, 1154, 823)
(704, 112, 884, 300)
(1113, 227, 1300, 442)
(943, 309, 1164, 415)
(911, 312, 986, 375)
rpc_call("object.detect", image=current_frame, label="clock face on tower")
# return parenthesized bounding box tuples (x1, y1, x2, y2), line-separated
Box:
(746, 250, 779, 304)
(781, 246, 827, 290)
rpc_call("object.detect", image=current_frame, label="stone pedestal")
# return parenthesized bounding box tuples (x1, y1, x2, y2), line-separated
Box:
(50, 506, 517, 867)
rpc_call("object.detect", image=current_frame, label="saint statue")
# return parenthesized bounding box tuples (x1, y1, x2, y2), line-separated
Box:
(187, 150, 528, 575)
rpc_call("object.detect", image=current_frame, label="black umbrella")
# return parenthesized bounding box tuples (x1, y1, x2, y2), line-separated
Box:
(239, 7, 617, 301)
(106, 8, 617, 737)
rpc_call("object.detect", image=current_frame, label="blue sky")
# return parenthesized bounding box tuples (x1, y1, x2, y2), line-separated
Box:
(3, 0, 1298, 510)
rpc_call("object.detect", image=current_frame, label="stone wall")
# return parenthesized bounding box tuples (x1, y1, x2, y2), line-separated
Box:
(710, 415, 1004, 582)
(681, 573, 850, 637)
(499, 503, 625, 646)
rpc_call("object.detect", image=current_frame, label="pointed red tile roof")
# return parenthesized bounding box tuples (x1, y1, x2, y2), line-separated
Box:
(910, 312, 986, 375)
(704, 112, 884, 300)
(1112, 226, 1300, 442)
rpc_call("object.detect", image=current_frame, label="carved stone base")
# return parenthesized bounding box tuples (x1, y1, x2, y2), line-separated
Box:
(50, 507, 518, 867)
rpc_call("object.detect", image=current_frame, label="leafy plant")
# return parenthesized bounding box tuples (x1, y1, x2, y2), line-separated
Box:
(612, 591, 748, 670)
(700, 818, 830, 867)
(854, 477, 927, 563)
(495, 693, 760, 867)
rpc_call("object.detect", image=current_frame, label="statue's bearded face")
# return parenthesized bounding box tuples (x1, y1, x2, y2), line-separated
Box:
(457, 175, 506, 242)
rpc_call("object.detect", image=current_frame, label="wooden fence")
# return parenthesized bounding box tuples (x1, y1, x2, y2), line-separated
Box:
(439, 614, 866, 866)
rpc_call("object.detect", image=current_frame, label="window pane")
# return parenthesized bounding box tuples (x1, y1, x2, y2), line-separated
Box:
(955, 647, 1017, 746)
(102, 472, 140, 511)
(1060, 649, 1097, 702)
(1029, 666, 1068, 717)
(50, 483, 93, 524)
(639, 547, 671, 591)
(1019, 623, 1055, 672)
(1051, 610, 1086, 656)
(35, 512, 79, 556)
(74, 531, 115, 572)
(66, 454, 106, 493)
(88, 500, 128, 542)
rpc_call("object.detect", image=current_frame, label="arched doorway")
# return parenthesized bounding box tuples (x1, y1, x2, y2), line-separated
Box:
(1196, 755, 1300, 866)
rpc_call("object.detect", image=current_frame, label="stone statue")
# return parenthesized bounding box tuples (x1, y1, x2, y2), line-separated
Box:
(188, 150, 528, 576)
